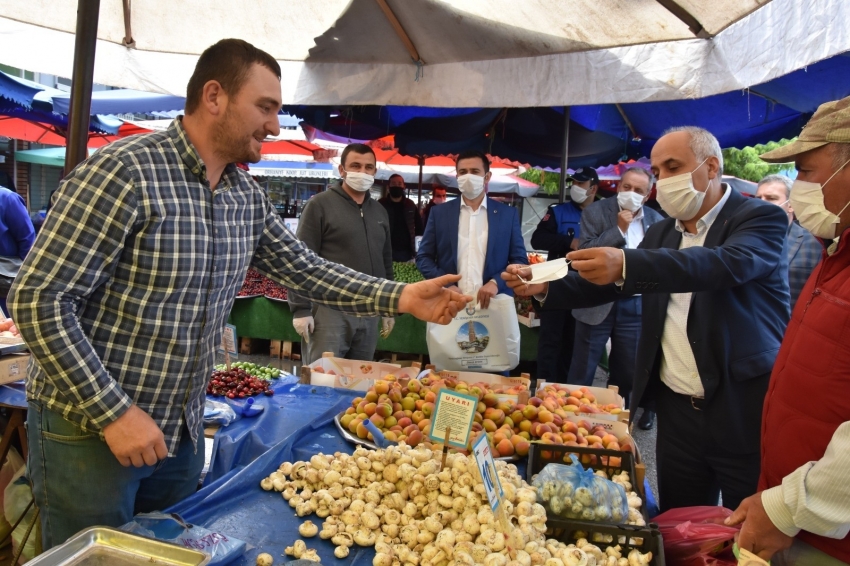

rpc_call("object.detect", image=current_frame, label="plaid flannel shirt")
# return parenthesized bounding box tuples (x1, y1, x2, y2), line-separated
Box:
(9, 120, 405, 455)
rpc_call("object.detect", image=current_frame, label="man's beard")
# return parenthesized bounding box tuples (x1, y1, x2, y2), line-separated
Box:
(212, 107, 262, 164)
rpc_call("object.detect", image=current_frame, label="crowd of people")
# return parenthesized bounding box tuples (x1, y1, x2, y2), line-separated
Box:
(0, 36, 848, 565)
(504, 99, 850, 564)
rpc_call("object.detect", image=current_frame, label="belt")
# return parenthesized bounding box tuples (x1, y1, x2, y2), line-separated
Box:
(681, 393, 706, 411)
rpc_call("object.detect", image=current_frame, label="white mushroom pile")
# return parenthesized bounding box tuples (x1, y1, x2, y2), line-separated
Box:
(260, 444, 655, 566)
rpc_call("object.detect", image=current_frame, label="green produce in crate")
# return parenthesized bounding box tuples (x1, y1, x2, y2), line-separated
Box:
(214, 361, 280, 379)
(392, 261, 425, 283)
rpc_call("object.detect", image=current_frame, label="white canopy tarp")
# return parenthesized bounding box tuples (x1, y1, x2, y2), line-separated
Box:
(0, 0, 848, 107)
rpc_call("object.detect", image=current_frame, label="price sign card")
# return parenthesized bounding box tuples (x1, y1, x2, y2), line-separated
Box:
(472, 433, 505, 511)
(218, 324, 238, 358)
(428, 388, 477, 449)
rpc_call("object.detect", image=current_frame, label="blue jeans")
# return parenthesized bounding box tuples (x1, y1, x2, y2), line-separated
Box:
(27, 401, 205, 550)
(567, 296, 642, 407)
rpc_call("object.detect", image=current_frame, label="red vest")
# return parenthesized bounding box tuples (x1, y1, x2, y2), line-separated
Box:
(760, 232, 850, 562)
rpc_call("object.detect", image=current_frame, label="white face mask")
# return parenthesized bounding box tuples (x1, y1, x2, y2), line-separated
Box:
(458, 173, 485, 199)
(342, 170, 374, 192)
(617, 190, 645, 213)
(570, 185, 588, 204)
(655, 158, 709, 221)
(790, 158, 850, 239)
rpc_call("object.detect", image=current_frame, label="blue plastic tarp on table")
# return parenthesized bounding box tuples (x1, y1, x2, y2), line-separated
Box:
(159, 381, 654, 566)
(168, 381, 532, 566)
(169, 383, 374, 566)
(204, 378, 359, 486)
(0, 381, 27, 408)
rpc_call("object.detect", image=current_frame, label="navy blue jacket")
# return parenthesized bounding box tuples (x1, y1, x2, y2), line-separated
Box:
(417, 197, 528, 295)
(544, 190, 790, 454)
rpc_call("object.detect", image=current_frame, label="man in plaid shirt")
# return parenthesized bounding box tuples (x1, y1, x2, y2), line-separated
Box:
(8, 39, 469, 549)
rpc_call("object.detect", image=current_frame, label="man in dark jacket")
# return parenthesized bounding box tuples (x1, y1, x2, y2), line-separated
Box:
(289, 143, 395, 363)
(529, 167, 598, 383)
(569, 168, 664, 415)
(379, 174, 423, 262)
(755, 174, 821, 310)
(417, 150, 527, 307)
(422, 185, 446, 229)
(504, 127, 790, 512)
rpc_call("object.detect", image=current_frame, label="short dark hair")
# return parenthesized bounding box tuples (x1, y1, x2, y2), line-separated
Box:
(456, 150, 490, 173)
(388, 174, 404, 183)
(185, 39, 281, 114)
(340, 143, 376, 167)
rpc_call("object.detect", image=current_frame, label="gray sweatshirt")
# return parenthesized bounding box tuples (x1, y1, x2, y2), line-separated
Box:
(288, 185, 393, 318)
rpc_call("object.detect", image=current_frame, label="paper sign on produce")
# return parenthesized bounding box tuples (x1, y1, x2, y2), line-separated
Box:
(472, 433, 505, 511)
(428, 388, 478, 449)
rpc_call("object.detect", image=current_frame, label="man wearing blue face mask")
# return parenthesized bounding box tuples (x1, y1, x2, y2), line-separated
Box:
(417, 150, 527, 309)
(502, 126, 790, 512)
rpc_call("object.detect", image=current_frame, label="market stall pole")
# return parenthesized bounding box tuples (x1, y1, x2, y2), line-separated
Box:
(64, 0, 100, 172)
(558, 106, 570, 204)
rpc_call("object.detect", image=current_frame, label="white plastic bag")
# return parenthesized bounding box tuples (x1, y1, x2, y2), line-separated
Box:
(426, 294, 520, 372)
(3, 462, 37, 563)
(0, 446, 24, 547)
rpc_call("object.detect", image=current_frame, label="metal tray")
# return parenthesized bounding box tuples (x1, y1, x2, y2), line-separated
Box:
(334, 412, 380, 450)
(333, 412, 521, 461)
(233, 294, 262, 300)
(28, 526, 210, 566)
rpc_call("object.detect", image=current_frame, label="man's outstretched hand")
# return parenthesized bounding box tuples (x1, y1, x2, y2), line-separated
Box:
(501, 264, 548, 297)
(566, 247, 624, 285)
(399, 274, 473, 324)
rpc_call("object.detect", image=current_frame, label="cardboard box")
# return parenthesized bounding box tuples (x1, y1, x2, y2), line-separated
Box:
(563, 413, 638, 460)
(517, 312, 540, 328)
(300, 353, 418, 391)
(436, 370, 531, 403)
(535, 382, 628, 422)
(0, 353, 30, 386)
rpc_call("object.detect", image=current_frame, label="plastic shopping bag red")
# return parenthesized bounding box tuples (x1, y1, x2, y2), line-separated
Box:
(654, 506, 740, 566)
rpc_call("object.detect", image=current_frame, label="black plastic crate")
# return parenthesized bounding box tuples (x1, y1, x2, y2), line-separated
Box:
(527, 442, 640, 490)
(527, 442, 650, 526)
(545, 518, 665, 566)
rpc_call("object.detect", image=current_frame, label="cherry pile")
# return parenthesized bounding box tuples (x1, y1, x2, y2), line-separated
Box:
(237, 268, 288, 300)
(207, 367, 274, 398)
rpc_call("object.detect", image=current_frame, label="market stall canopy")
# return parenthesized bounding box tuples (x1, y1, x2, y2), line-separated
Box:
(50, 88, 185, 115)
(14, 147, 94, 166)
(285, 51, 850, 169)
(248, 161, 336, 179)
(0, 114, 126, 145)
(0, 70, 123, 136)
(0, 0, 848, 108)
